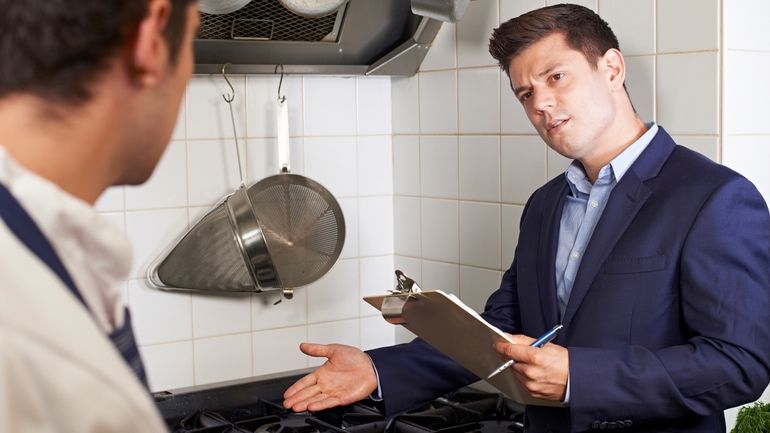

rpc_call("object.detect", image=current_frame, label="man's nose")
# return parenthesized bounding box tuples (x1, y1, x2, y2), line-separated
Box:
(533, 89, 555, 113)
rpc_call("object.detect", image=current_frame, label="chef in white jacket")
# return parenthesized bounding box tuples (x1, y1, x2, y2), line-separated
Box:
(0, 1, 199, 432)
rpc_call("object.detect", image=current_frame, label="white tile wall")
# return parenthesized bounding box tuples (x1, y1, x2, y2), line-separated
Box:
(194, 333, 253, 385)
(459, 201, 501, 269)
(500, 136, 546, 204)
(192, 293, 251, 339)
(421, 23, 457, 71)
(459, 266, 502, 313)
(394, 196, 421, 257)
(459, 136, 500, 202)
(421, 260, 459, 296)
(599, 0, 655, 56)
(306, 259, 359, 324)
(357, 77, 392, 135)
(140, 341, 193, 391)
(253, 326, 308, 375)
(458, 67, 500, 133)
(103, 74, 395, 393)
(359, 255, 396, 316)
(419, 70, 458, 134)
(624, 56, 655, 123)
(393, 135, 421, 196)
(420, 198, 459, 262)
(457, 0, 498, 67)
(304, 136, 358, 198)
(303, 77, 357, 136)
(723, 50, 770, 135)
(420, 135, 458, 198)
(657, 0, 719, 53)
(657, 52, 719, 135)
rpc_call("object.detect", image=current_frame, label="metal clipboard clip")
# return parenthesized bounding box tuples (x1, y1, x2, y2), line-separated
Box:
(381, 270, 423, 325)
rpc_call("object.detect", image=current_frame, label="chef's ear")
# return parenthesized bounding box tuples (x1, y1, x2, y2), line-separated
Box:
(130, 0, 172, 87)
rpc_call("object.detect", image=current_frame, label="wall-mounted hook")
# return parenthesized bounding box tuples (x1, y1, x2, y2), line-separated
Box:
(221, 62, 235, 103)
(219, 62, 244, 186)
(275, 64, 285, 103)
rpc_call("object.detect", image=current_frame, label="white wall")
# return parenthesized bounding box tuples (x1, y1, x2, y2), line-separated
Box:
(722, 0, 770, 427)
(95, 75, 396, 391)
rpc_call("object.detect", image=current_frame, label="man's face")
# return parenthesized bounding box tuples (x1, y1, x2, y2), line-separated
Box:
(128, 3, 199, 185)
(508, 32, 616, 162)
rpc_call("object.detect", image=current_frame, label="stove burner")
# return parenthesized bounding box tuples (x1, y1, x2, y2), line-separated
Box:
(159, 378, 523, 433)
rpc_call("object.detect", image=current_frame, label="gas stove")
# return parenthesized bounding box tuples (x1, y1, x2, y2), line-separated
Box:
(154, 371, 525, 433)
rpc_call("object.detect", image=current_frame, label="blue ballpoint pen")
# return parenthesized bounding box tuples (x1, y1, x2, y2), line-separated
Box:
(486, 324, 564, 380)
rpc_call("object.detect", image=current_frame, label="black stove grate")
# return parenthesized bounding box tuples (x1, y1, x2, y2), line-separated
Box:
(158, 377, 524, 433)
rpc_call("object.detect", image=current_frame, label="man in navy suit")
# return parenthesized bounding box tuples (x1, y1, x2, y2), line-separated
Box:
(283, 4, 770, 432)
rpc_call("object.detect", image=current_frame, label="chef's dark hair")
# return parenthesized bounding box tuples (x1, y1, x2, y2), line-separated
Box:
(0, 0, 196, 105)
(489, 3, 620, 75)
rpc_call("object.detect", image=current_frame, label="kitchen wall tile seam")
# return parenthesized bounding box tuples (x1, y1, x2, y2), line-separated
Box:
(396, 195, 530, 206)
(726, 48, 770, 54)
(725, 133, 770, 137)
(655, 49, 719, 56)
(400, 254, 507, 273)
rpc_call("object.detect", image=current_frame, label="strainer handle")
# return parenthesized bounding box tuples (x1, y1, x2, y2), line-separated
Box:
(277, 97, 291, 173)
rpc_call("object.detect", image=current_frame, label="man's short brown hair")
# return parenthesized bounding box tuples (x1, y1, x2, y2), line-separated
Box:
(489, 3, 620, 75)
(0, 0, 196, 106)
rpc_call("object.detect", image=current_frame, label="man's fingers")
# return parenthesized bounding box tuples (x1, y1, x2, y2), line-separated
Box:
(299, 342, 332, 358)
(498, 342, 537, 363)
(307, 396, 342, 412)
(283, 373, 318, 400)
(509, 334, 535, 345)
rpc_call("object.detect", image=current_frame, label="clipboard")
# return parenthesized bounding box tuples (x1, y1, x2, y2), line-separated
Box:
(364, 271, 561, 407)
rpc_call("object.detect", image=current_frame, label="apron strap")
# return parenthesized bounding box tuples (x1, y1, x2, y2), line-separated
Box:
(0, 181, 149, 388)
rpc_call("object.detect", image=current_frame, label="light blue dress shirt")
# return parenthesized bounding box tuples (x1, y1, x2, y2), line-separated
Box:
(555, 123, 659, 317)
(557, 123, 658, 404)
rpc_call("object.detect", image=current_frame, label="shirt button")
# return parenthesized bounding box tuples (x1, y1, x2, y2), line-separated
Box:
(590, 200, 599, 208)
(571, 251, 581, 259)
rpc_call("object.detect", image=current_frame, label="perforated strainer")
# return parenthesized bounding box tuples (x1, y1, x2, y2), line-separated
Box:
(148, 69, 345, 294)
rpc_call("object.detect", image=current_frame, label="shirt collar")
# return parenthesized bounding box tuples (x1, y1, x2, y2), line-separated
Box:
(0, 146, 131, 331)
(565, 123, 658, 196)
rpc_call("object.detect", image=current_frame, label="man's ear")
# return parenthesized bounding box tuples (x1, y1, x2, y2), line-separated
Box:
(600, 48, 626, 91)
(131, 0, 172, 87)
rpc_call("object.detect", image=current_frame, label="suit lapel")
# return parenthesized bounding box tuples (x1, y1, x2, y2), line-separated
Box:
(560, 127, 677, 328)
(537, 181, 568, 327)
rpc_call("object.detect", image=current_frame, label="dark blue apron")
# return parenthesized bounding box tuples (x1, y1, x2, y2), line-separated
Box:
(0, 182, 149, 388)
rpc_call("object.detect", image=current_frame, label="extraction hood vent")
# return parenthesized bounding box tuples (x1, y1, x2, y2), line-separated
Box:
(198, 1, 340, 42)
(193, 0, 470, 76)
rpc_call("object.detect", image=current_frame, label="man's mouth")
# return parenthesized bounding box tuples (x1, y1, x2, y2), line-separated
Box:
(545, 118, 570, 135)
(546, 118, 569, 134)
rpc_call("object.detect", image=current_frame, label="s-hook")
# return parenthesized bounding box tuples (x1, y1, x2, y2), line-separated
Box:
(275, 64, 285, 103)
(221, 62, 245, 187)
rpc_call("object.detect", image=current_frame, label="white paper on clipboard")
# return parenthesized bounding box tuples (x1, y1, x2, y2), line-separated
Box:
(364, 290, 561, 407)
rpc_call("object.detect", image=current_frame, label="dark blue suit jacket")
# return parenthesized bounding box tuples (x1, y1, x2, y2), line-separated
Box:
(368, 127, 770, 432)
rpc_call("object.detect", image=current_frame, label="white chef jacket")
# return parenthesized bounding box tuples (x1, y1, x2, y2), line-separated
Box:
(0, 146, 167, 433)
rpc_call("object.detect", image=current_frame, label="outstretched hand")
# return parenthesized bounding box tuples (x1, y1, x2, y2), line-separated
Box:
(494, 334, 569, 401)
(283, 343, 378, 412)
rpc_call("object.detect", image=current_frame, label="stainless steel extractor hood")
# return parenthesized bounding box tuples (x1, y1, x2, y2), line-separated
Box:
(193, 0, 470, 76)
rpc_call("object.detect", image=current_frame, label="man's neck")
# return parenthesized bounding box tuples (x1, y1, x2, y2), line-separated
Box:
(0, 94, 117, 204)
(579, 116, 647, 183)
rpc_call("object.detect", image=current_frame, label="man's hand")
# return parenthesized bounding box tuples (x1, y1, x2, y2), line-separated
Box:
(283, 343, 378, 412)
(494, 334, 569, 401)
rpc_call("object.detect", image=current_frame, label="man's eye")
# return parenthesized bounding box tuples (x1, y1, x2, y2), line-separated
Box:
(520, 91, 532, 102)
(552, 73, 565, 81)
